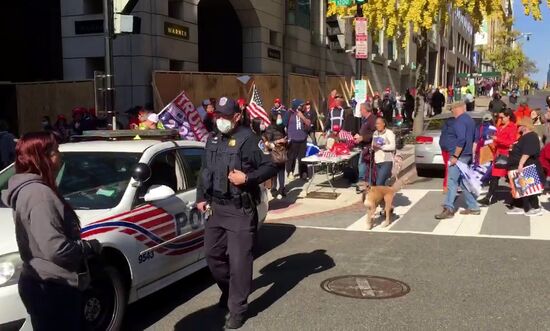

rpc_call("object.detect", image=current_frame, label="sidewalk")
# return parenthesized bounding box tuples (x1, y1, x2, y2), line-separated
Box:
(266, 144, 415, 221)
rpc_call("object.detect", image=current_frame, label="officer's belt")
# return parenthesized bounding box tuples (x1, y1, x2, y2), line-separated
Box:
(211, 194, 253, 209)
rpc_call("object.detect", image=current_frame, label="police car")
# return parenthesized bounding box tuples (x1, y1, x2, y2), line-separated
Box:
(0, 132, 269, 330)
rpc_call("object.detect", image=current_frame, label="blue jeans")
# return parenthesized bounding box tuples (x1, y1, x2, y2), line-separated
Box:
(375, 161, 393, 186)
(358, 150, 367, 182)
(444, 156, 479, 211)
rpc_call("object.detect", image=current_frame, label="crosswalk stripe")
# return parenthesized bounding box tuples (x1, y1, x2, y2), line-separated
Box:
(345, 189, 430, 231)
(297, 189, 550, 240)
(529, 211, 550, 239)
(454, 207, 488, 236)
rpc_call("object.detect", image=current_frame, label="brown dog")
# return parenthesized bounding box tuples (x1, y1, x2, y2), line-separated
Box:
(361, 173, 411, 230)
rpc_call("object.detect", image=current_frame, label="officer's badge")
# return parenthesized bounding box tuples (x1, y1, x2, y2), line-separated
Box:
(228, 138, 236, 147)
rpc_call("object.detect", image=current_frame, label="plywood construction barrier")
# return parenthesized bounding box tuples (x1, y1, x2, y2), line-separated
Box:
(287, 73, 323, 129)
(152, 71, 283, 113)
(16, 81, 94, 134)
(152, 71, 326, 128)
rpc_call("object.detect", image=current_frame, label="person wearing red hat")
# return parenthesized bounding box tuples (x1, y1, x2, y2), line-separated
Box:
(237, 98, 247, 111)
(324, 94, 345, 133)
(372, 92, 381, 114)
(271, 98, 286, 114)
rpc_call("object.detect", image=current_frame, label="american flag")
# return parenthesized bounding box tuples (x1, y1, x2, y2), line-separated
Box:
(246, 84, 271, 126)
(508, 164, 544, 198)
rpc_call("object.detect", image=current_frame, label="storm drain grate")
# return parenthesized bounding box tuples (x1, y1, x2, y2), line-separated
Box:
(321, 275, 410, 299)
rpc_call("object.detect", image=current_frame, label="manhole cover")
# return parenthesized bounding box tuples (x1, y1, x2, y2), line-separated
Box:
(320, 275, 410, 299)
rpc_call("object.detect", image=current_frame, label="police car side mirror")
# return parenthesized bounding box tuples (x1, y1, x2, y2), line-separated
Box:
(144, 185, 175, 202)
(132, 163, 151, 184)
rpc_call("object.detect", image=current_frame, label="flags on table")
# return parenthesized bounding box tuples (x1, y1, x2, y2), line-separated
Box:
(158, 90, 209, 142)
(508, 165, 544, 198)
(246, 84, 271, 127)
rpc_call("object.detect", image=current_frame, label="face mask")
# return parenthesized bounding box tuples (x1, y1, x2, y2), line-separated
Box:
(216, 118, 233, 134)
(276, 118, 283, 125)
(42, 121, 49, 127)
(259, 123, 266, 131)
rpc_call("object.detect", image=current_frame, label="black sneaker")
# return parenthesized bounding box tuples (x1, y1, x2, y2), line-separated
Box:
(270, 188, 277, 196)
(224, 314, 245, 329)
(477, 197, 491, 207)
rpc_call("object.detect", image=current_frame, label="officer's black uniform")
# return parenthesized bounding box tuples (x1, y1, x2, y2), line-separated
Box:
(197, 97, 277, 328)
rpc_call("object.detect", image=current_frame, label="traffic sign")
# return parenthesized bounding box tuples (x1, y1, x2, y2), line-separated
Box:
(355, 17, 368, 59)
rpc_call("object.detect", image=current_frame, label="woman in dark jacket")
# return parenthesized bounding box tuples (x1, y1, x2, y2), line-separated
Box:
(1, 132, 101, 330)
(263, 113, 288, 199)
(505, 118, 544, 216)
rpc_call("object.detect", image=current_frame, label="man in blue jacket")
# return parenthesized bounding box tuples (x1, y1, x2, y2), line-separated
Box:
(435, 101, 480, 219)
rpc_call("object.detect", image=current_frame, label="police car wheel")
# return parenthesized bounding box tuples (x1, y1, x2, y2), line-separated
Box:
(82, 266, 127, 331)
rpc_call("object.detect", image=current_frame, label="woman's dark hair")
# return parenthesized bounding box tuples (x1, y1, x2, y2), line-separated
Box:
(376, 116, 388, 128)
(500, 108, 516, 123)
(15, 132, 60, 195)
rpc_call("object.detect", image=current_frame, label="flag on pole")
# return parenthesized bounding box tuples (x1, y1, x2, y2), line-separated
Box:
(158, 90, 209, 142)
(246, 84, 271, 126)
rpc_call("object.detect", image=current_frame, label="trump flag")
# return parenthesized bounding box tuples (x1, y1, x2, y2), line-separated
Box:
(158, 91, 209, 142)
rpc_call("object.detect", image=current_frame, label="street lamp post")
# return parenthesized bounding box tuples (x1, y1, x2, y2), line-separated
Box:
(103, 0, 116, 129)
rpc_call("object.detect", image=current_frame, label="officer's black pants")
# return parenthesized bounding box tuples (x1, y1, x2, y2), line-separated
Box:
(19, 274, 82, 331)
(205, 202, 257, 317)
(286, 140, 307, 177)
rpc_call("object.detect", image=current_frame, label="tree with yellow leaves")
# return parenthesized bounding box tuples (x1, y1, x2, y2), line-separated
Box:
(327, 0, 547, 133)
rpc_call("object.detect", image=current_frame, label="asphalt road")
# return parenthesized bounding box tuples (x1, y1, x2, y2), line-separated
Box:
(121, 92, 550, 330)
(123, 175, 550, 331)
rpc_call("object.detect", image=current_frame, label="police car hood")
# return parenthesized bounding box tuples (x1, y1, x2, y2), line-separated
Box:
(0, 207, 111, 255)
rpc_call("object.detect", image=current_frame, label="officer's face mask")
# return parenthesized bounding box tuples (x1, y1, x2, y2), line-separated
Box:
(216, 118, 233, 134)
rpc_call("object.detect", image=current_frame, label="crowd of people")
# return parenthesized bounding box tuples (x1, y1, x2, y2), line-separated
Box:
(2, 84, 550, 330)
(437, 95, 550, 218)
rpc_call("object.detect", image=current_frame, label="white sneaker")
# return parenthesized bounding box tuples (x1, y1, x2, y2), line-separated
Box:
(506, 207, 524, 215)
(287, 173, 295, 180)
(525, 208, 543, 217)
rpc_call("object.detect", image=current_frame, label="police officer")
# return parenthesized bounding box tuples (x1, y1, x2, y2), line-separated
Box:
(196, 97, 277, 329)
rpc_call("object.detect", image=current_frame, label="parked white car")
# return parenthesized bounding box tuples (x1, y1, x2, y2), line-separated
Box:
(0, 139, 268, 330)
(414, 111, 488, 177)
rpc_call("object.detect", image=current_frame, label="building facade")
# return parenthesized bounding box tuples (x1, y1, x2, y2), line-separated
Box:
(60, 0, 473, 111)
(61, 0, 355, 111)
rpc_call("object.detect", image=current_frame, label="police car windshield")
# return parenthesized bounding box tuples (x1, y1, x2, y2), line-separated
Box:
(58, 152, 140, 210)
(0, 152, 140, 210)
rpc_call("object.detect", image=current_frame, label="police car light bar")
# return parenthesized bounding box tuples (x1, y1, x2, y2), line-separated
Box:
(72, 129, 180, 141)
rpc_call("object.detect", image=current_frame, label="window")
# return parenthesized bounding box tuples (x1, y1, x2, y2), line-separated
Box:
(86, 57, 104, 79)
(372, 32, 380, 55)
(56, 152, 140, 210)
(170, 60, 185, 71)
(288, 0, 310, 29)
(83, 0, 103, 14)
(387, 39, 395, 60)
(137, 150, 185, 202)
(270, 30, 279, 46)
(168, 0, 184, 20)
(177, 148, 204, 189)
